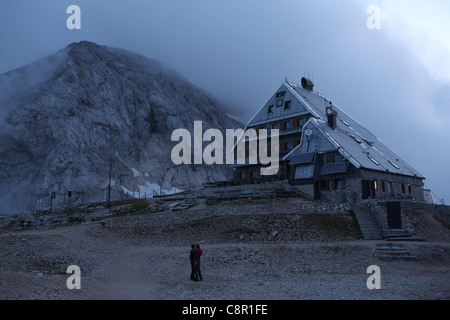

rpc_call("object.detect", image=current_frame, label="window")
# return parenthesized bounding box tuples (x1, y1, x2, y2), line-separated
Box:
(285, 121, 292, 129)
(388, 159, 400, 169)
(286, 142, 293, 150)
(380, 181, 385, 192)
(401, 184, 406, 194)
(297, 117, 305, 127)
(367, 154, 380, 166)
(349, 134, 363, 144)
(340, 119, 350, 127)
(408, 185, 412, 194)
(325, 154, 334, 164)
(334, 179, 344, 190)
(276, 91, 286, 98)
(272, 123, 280, 129)
(276, 99, 284, 107)
(284, 100, 291, 109)
(267, 105, 274, 113)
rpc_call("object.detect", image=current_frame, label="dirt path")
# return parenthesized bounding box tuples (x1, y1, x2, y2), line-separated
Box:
(1, 220, 449, 300)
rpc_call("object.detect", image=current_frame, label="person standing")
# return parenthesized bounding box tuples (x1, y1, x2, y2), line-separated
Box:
(190, 244, 198, 281)
(194, 244, 203, 281)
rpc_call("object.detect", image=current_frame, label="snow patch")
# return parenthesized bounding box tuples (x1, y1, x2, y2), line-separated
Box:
(131, 168, 142, 177)
(121, 182, 184, 198)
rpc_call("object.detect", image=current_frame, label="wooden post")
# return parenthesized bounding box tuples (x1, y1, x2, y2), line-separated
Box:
(107, 158, 112, 208)
(50, 192, 53, 214)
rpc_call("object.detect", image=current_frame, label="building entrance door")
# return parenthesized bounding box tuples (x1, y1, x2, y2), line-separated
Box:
(386, 201, 402, 229)
(314, 181, 320, 200)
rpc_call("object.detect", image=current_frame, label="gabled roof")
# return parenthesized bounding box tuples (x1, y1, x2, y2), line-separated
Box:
(253, 79, 425, 179)
(246, 81, 315, 127)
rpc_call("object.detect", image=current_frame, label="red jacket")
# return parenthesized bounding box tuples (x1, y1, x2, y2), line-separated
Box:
(194, 248, 203, 262)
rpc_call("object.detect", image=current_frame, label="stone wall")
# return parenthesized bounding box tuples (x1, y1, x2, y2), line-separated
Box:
(344, 178, 362, 203)
(318, 178, 424, 204)
(366, 200, 400, 231)
(365, 199, 450, 235)
(297, 202, 352, 214)
(401, 201, 450, 224)
(315, 178, 362, 203)
(371, 182, 424, 202)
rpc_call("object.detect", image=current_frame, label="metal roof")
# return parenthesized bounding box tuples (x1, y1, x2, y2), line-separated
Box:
(320, 162, 349, 175)
(257, 80, 425, 179)
(289, 152, 315, 165)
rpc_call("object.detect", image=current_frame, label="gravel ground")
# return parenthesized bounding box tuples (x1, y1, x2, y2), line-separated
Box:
(0, 197, 449, 300)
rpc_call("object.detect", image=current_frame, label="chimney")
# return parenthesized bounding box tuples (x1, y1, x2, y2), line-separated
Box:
(326, 101, 337, 130)
(301, 77, 314, 91)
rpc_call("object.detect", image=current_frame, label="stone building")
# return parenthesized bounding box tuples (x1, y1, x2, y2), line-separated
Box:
(233, 77, 426, 203)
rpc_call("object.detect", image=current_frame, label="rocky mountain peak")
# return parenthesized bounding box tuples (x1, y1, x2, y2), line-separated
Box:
(0, 41, 241, 213)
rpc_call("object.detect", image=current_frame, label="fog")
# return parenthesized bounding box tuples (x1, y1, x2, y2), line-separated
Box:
(0, 0, 449, 204)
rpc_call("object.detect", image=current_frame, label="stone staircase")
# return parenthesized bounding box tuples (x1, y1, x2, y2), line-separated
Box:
(372, 242, 418, 261)
(351, 203, 382, 240)
(382, 228, 426, 242)
(168, 200, 197, 211)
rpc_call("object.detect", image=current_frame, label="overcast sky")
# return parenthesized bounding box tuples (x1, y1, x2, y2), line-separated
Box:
(0, 0, 449, 204)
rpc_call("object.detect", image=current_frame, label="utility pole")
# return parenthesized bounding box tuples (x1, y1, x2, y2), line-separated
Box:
(63, 187, 66, 207)
(107, 157, 112, 208)
(49, 192, 54, 214)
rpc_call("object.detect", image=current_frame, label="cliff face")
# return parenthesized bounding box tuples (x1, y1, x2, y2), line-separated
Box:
(0, 41, 241, 213)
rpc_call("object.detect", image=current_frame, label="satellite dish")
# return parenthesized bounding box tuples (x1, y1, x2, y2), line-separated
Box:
(305, 129, 313, 136)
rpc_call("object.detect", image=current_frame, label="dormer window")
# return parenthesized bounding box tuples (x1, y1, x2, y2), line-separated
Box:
(285, 121, 292, 129)
(276, 91, 286, 98)
(284, 100, 291, 109)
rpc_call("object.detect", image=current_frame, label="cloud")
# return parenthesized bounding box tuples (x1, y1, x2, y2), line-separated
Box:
(0, 0, 448, 203)
(378, 0, 450, 84)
